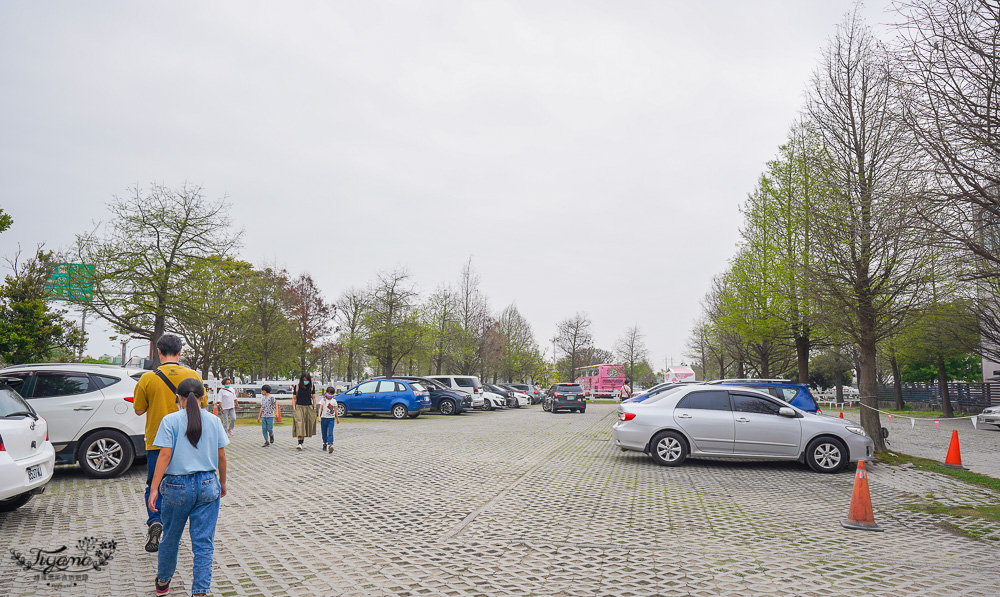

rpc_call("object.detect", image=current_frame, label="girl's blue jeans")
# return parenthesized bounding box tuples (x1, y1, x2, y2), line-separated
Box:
(157, 471, 221, 594)
(261, 417, 274, 439)
(321, 417, 335, 444)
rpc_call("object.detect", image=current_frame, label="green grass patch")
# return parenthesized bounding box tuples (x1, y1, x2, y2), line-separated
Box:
(877, 451, 1000, 492)
(904, 502, 1000, 522)
(903, 502, 1000, 540)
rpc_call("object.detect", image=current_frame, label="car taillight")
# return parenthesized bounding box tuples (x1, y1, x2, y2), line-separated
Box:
(124, 396, 134, 402)
(0, 434, 4, 451)
(618, 412, 636, 421)
(554, 393, 563, 397)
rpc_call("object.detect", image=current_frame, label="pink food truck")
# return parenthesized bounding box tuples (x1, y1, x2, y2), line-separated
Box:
(574, 364, 627, 398)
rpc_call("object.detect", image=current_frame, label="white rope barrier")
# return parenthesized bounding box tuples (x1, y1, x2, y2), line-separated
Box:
(854, 401, 982, 429)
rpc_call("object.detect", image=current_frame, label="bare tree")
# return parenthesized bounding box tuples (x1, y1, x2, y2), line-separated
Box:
(288, 272, 334, 373)
(894, 0, 1000, 360)
(335, 286, 368, 383)
(807, 7, 927, 447)
(455, 257, 491, 375)
(496, 303, 537, 381)
(554, 312, 593, 382)
(425, 284, 458, 375)
(614, 325, 648, 384)
(364, 268, 421, 376)
(73, 184, 241, 365)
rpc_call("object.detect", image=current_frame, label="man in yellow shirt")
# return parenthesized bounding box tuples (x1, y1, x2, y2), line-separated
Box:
(133, 334, 206, 552)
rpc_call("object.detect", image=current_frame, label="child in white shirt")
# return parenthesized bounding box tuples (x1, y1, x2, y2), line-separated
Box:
(318, 388, 340, 454)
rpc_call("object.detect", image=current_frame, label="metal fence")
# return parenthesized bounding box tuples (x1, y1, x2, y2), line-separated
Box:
(877, 382, 1000, 411)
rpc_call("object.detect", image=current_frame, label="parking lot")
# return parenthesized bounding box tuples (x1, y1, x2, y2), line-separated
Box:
(2, 403, 999, 596)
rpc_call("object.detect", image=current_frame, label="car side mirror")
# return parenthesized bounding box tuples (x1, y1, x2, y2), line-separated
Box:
(778, 407, 796, 417)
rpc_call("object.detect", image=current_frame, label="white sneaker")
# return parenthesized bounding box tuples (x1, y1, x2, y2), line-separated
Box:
(296, 444, 302, 450)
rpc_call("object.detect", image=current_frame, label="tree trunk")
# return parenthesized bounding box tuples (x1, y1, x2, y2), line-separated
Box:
(150, 314, 166, 367)
(858, 336, 885, 451)
(937, 358, 954, 418)
(795, 336, 810, 384)
(834, 369, 844, 403)
(760, 347, 771, 379)
(889, 353, 904, 411)
(346, 348, 354, 383)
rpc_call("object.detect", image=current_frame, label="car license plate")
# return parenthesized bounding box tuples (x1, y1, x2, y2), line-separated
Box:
(27, 465, 42, 482)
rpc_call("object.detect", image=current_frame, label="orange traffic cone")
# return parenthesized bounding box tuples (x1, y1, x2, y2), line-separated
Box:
(839, 412, 844, 418)
(943, 430, 967, 469)
(841, 460, 883, 532)
(213, 402, 219, 416)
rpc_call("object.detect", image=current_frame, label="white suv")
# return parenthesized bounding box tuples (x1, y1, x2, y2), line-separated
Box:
(428, 375, 485, 408)
(0, 363, 148, 479)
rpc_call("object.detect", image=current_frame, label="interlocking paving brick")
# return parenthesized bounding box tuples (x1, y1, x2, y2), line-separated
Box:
(1, 404, 998, 596)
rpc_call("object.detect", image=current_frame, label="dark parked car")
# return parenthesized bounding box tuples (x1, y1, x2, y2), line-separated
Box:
(544, 383, 587, 414)
(373, 375, 471, 415)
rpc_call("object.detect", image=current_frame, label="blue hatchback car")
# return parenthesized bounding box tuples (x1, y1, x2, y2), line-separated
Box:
(710, 380, 820, 413)
(336, 379, 432, 419)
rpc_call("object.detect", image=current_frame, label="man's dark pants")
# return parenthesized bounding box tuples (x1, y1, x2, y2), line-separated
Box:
(145, 447, 162, 526)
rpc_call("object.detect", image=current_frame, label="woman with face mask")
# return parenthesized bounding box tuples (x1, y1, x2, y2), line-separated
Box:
(291, 373, 317, 449)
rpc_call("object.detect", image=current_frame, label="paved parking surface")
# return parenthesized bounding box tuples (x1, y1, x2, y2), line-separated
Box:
(2, 404, 999, 596)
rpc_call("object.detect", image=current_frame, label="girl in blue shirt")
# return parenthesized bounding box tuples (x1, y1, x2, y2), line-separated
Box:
(149, 377, 229, 597)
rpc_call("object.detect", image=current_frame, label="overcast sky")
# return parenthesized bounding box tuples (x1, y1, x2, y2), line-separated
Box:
(0, 1, 896, 372)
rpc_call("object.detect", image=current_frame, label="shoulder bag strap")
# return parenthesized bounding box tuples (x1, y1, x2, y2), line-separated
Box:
(154, 368, 178, 395)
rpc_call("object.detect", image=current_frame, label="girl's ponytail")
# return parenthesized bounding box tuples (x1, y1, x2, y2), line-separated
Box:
(176, 378, 205, 447)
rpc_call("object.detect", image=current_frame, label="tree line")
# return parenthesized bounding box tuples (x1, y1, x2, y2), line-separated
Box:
(1, 188, 661, 387)
(685, 0, 1000, 449)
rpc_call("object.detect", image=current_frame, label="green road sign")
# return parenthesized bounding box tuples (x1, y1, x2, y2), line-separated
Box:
(46, 263, 95, 301)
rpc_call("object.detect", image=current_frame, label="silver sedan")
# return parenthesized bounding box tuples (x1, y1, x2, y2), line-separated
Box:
(611, 385, 874, 473)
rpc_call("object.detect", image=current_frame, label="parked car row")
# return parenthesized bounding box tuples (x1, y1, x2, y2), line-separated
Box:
(350, 375, 539, 415)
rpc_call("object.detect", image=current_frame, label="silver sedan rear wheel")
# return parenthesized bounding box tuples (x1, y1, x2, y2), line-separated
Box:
(806, 437, 848, 473)
(650, 431, 688, 467)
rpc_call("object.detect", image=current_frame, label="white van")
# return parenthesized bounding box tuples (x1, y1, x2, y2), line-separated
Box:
(428, 375, 485, 408)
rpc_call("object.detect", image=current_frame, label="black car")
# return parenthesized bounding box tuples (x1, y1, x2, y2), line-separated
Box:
(545, 383, 587, 414)
(373, 375, 471, 415)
